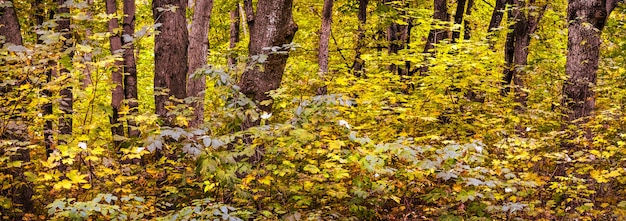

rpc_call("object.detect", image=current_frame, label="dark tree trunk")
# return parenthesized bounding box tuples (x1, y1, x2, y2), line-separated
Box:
(502, 4, 515, 95)
(420, 0, 450, 74)
(153, 0, 189, 125)
(57, 0, 73, 144)
(0, 1, 34, 218)
(385, 0, 410, 76)
(187, 0, 214, 127)
(0, 1, 22, 45)
(502, 0, 545, 99)
(106, 0, 125, 142)
(563, 0, 618, 142)
(228, 6, 240, 67)
(488, 0, 507, 32)
(451, 0, 468, 42)
(463, 0, 474, 40)
(499, 0, 546, 135)
(238, 0, 298, 127)
(123, 0, 140, 137)
(352, 0, 368, 75)
(243, 0, 254, 30)
(32, 0, 54, 157)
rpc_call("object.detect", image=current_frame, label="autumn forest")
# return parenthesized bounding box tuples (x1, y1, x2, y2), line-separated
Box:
(2, 0, 626, 220)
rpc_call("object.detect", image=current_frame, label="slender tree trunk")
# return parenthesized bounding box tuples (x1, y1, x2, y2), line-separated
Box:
(502, 5, 515, 95)
(563, 0, 618, 143)
(384, 0, 410, 75)
(317, 0, 333, 95)
(187, 0, 214, 127)
(502, 0, 545, 98)
(318, 0, 333, 75)
(352, 0, 368, 75)
(228, 6, 240, 67)
(0, 1, 34, 218)
(463, 0, 474, 40)
(452, 0, 468, 42)
(420, 0, 450, 74)
(153, 0, 189, 125)
(33, 0, 54, 157)
(106, 0, 125, 142)
(57, 0, 73, 144)
(238, 0, 298, 127)
(123, 0, 140, 137)
(488, 0, 507, 32)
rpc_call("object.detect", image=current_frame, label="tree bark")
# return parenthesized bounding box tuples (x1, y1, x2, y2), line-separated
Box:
(0, 1, 34, 218)
(420, 0, 450, 74)
(463, 0, 474, 40)
(352, 0, 368, 75)
(187, 0, 214, 127)
(318, 0, 333, 75)
(452, 0, 468, 42)
(32, 0, 54, 157)
(153, 0, 189, 125)
(238, 0, 298, 127)
(243, 0, 254, 31)
(123, 0, 140, 137)
(0, 0, 22, 45)
(502, 1, 545, 100)
(57, 0, 73, 144)
(106, 0, 125, 142)
(488, 0, 507, 32)
(563, 0, 618, 142)
(228, 6, 240, 67)
(384, 0, 411, 76)
(317, 0, 333, 95)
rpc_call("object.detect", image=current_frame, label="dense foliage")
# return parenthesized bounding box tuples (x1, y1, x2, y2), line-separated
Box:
(3, 0, 626, 220)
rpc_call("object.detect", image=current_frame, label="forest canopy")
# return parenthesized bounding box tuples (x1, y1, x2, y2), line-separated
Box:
(2, 0, 626, 220)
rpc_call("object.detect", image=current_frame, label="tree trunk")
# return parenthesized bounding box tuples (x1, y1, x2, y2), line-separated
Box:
(451, 0, 467, 42)
(238, 0, 298, 124)
(488, 0, 507, 32)
(502, 1, 545, 98)
(317, 0, 333, 95)
(0, 1, 34, 218)
(243, 0, 254, 31)
(57, 0, 73, 144)
(228, 6, 240, 67)
(352, 0, 368, 75)
(563, 0, 618, 142)
(318, 0, 333, 75)
(0, 1, 22, 45)
(32, 0, 54, 157)
(420, 0, 450, 74)
(463, 0, 474, 40)
(153, 0, 189, 125)
(384, 0, 410, 76)
(187, 0, 214, 127)
(106, 0, 125, 142)
(123, 0, 140, 137)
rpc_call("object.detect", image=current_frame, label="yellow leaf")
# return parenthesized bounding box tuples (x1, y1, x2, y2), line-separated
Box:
(328, 140, 345, 150)
(303, 181, 314, 191)
(203, 181, 216, 192)
(452, 184, 463, 192)
(53, 180, 73, 190)
(259, 176, 274, 186)
(67, 170, 87, 184)
(590, 170, 608, 183)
